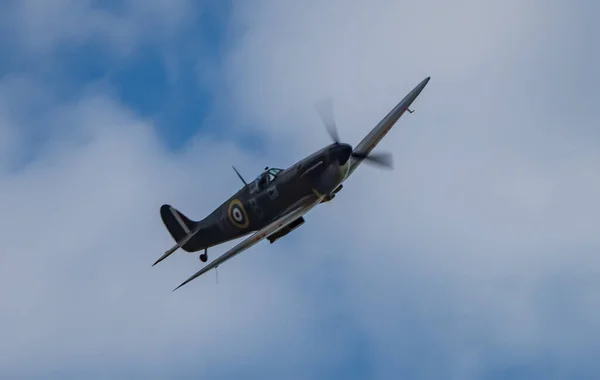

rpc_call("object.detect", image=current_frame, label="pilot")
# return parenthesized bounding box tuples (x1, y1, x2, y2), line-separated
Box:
(258, 172, 269, 189)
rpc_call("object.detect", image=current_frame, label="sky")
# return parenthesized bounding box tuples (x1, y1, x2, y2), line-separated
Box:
(1, 0, 599, 379)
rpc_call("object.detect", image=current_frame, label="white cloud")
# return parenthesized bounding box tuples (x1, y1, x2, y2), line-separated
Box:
(2, 0, 196, 58)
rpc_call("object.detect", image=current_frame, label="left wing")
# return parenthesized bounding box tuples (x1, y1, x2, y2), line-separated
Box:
(172, 194, 324, 291)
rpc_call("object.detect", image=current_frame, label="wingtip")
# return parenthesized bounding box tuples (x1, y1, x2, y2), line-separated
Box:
(152, 249, 174, 267)
(152, 257, 163, 267)
(173, 277, 192, 292)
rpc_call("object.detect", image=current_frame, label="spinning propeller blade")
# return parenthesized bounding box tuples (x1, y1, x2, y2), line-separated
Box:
(351, 151, 393, 169)
(314, 97, 340, 143)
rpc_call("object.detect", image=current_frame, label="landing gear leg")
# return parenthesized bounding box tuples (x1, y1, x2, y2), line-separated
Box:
(200, 248, 208, 262)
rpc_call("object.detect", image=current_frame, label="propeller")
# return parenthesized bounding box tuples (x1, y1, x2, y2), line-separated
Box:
(350, 151, 393, 168)
(314, 97, 340, 143)
(314, 98, 393, 169)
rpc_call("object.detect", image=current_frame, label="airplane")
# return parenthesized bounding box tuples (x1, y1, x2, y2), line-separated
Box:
(154, 76, 431, 291)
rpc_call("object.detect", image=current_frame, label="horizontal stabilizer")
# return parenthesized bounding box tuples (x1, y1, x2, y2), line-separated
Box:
(153, 224, 202, 266)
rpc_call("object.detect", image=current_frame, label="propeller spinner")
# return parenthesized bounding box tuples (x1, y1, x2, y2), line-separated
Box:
(315, 98, 393, 169)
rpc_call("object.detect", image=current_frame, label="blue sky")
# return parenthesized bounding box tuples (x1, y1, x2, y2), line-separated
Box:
(1, 1, 231, 150)
(1, 1, 600, 379)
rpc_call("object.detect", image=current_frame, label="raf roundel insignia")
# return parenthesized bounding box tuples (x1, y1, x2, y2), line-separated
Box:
(228, 199, 249, 228)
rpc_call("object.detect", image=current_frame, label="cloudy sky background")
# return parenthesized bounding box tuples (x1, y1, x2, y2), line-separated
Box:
(1, 0, 599, 378)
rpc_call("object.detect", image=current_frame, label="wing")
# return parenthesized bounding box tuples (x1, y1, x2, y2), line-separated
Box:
(172, 194, 324, 291)
(345, 76, 430, 180)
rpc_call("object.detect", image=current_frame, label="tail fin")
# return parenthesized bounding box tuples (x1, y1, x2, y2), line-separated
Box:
(160, 204, 199, 252)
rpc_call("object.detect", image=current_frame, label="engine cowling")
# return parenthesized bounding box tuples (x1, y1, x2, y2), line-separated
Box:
(267, 217, 305, 244)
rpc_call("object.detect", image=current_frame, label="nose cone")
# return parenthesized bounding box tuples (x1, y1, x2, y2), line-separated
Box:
(331, 143, 353, 165)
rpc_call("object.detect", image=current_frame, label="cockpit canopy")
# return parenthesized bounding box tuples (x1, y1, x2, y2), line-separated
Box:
(266, 167, 283, 181)
(250, 167, 284, 193)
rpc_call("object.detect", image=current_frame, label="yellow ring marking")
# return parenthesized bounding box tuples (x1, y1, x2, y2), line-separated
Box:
(228, 198, 249, 229)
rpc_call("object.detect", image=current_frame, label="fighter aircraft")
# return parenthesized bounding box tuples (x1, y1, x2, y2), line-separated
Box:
(154, 76, 431, 291)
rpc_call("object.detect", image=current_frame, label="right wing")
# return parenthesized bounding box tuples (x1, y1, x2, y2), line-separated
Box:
(344, 76, 430, 180)
(172, 194, 324, 291)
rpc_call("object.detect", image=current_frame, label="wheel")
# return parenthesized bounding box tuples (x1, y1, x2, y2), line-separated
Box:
(200, 253, 208, 262)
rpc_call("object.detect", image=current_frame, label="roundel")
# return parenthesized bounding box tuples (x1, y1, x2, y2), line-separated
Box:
(228, 199, 249, 228)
